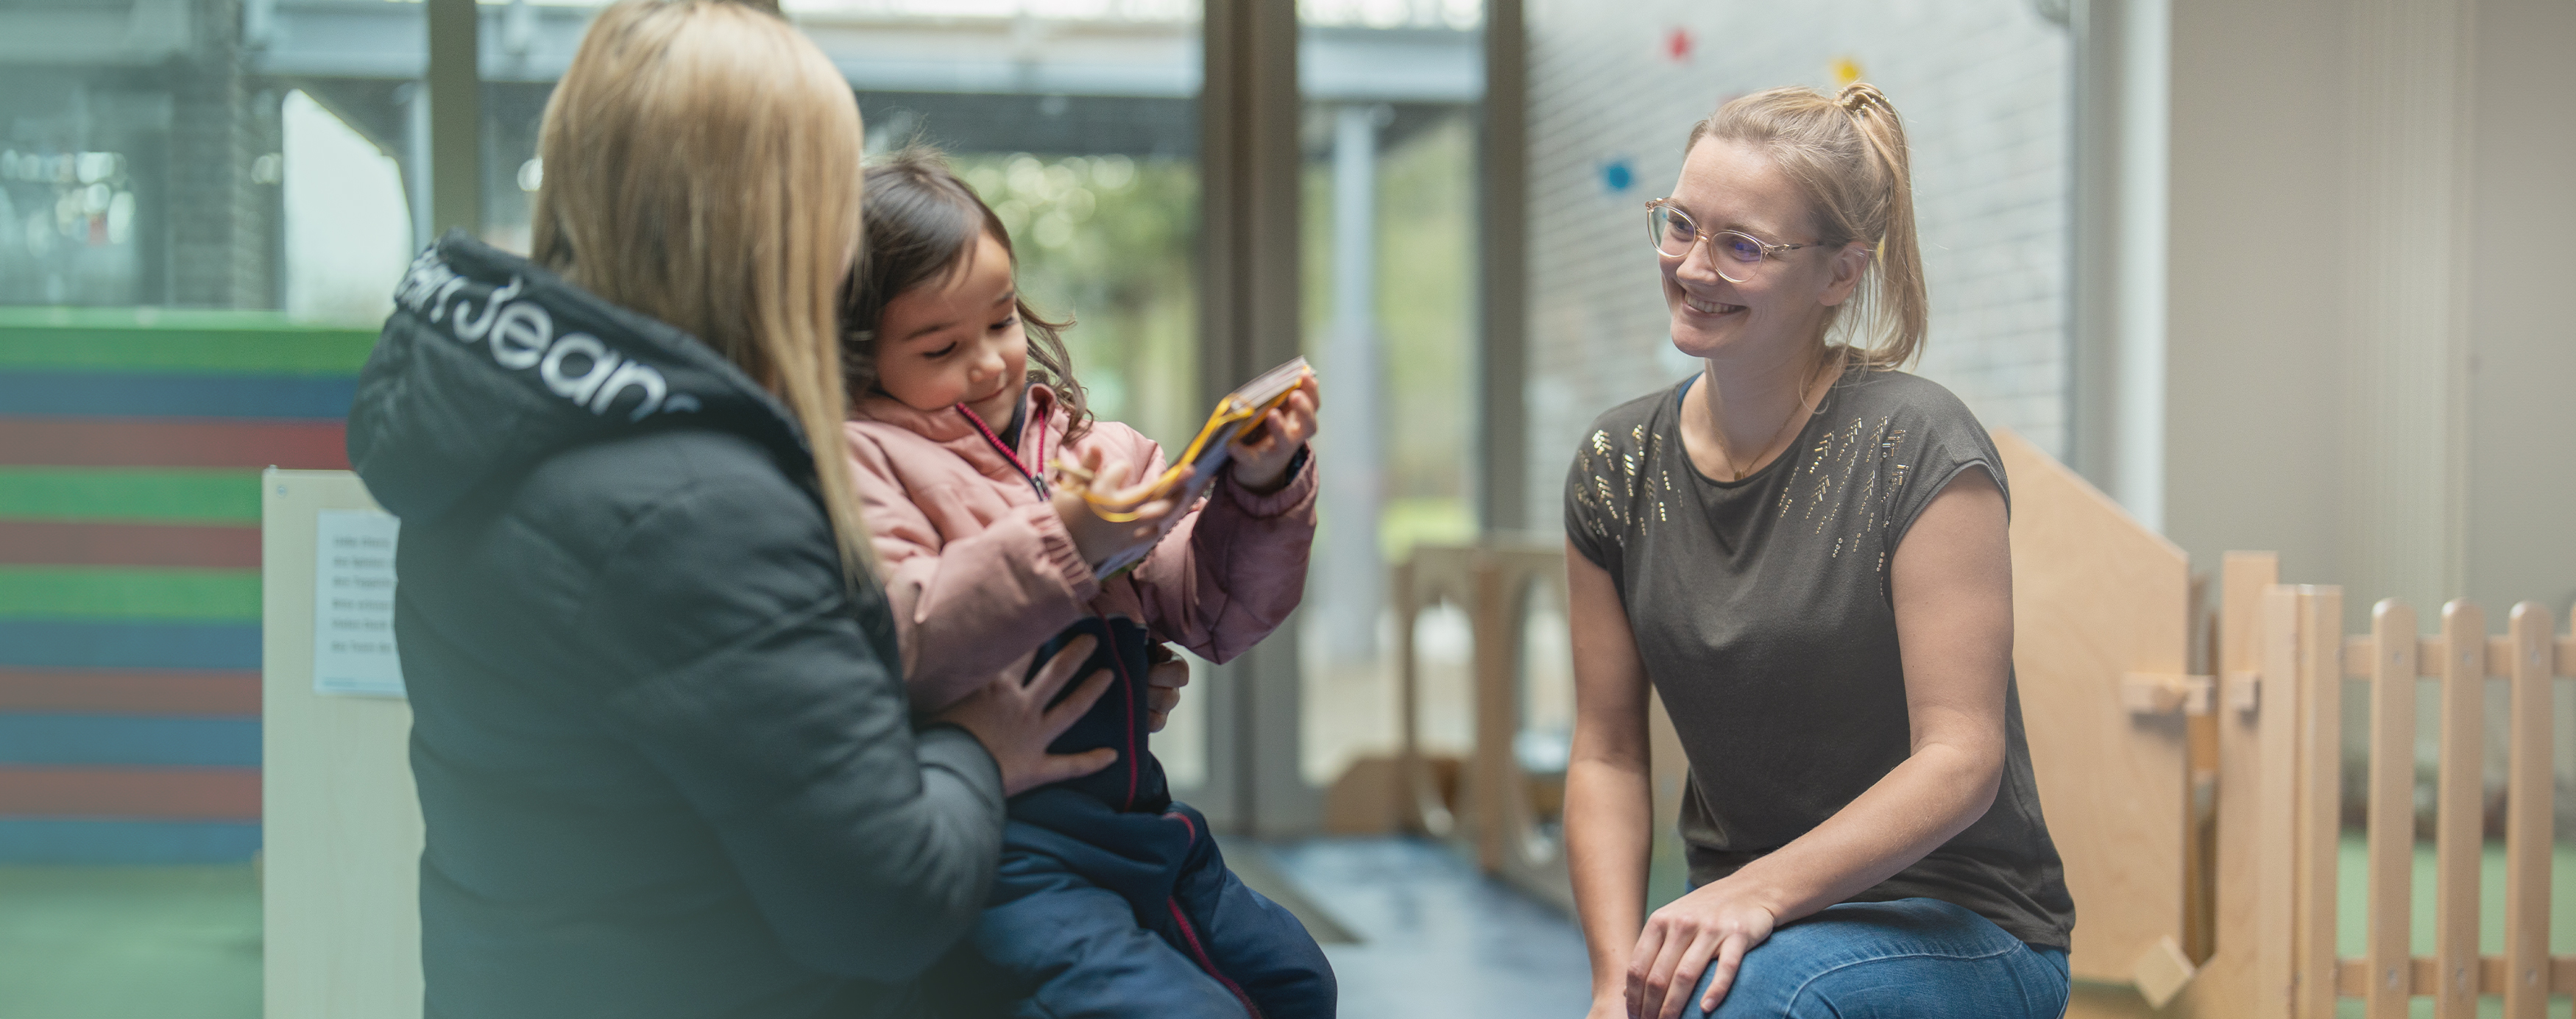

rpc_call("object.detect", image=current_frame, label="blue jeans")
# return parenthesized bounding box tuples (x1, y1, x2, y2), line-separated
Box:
(1678, 898, 2069, 1018)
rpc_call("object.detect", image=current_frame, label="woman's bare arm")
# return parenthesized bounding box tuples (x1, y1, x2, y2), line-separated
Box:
(1563, 543, 1659, 1018)
(1627, 468, 2014, 1019)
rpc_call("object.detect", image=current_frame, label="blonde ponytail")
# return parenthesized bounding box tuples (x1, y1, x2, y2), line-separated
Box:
(1686, 82, 1928, 368)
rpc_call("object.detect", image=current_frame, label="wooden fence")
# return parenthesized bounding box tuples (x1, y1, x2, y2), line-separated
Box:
(2206, 563, 2572, 1018)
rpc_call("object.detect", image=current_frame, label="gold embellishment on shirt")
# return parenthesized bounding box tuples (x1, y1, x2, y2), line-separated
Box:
(1851, 417, 1893, 543)
(1811, 417, 1870, 534)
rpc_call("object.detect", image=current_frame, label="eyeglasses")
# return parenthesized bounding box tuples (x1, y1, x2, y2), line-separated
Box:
(1645, 199, 1820, 283)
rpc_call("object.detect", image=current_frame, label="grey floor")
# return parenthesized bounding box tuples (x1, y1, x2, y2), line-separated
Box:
(1247, 837, 1596, 1019)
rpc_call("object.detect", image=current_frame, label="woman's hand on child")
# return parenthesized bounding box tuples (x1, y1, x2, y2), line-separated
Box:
(1228, 372, 1319, 494)
(1144, 643, 1187, 733)
(934, 635, 1119, 797)
(1050, 447, 1179, 567)
(1624, 878, 1778, 1019)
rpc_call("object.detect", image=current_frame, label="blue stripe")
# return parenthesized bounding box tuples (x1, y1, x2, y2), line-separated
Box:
(0, 714, 260, 767)
(0, 818, 259, 864)
(0, 372, 355, 419)
(0, 620, 261, 670)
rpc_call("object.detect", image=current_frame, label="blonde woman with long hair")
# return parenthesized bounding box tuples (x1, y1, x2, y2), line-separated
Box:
(347, 2, 1114, 1015)
(1561, 84, 2073, 1019)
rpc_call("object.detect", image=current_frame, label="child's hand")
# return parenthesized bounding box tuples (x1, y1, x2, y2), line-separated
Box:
(1050, 447, 1179, 567)
(1228, 371, 1318, 494)
(1144, 643, 1188, 733)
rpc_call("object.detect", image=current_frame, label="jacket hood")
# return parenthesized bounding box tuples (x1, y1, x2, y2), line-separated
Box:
(349, 230, 813, 523)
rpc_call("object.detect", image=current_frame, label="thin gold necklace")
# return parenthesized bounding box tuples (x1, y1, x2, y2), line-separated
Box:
(1708, 349, 1838, 482)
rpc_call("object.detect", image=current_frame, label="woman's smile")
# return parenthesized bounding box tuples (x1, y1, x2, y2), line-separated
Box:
(1680, 293, 1747, 317)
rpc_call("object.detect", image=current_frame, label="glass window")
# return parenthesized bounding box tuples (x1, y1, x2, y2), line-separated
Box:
(1294, 0, 1484, 788)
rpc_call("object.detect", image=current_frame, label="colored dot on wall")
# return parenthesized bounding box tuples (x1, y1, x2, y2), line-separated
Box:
(1602, 160, 1635, 193)
(1833, 57, 1865, 86)
(1665, 27, 1694, 63)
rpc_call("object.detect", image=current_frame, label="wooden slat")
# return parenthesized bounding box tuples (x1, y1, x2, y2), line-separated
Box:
(1392, 553, 1456, 838)
(2431, 601, 2483, 1018)
(2204, 557, 2287, 1019)
(1470, 554, 1510, 873)
(2500, 603, 2553, 1018)
(2349, 954, 2576, 998)
(2363, 599, 2416, 1019)
(2252, 582, 2301, 1016)
(2346, 635, 2372, 678)
(2293, 586, 2344, 1019)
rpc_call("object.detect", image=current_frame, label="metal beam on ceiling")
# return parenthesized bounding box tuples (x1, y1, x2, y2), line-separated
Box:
(230, 0, 1477, 102)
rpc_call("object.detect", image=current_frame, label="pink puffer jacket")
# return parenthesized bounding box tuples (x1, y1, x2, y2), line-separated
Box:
(843, 384, 1317, 711)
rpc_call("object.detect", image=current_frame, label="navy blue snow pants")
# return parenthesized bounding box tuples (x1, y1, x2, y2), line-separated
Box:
(923, 617, 1335, 1019)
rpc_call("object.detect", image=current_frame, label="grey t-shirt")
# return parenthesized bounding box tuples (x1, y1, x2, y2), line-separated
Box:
(1563, 368, 2074, 949)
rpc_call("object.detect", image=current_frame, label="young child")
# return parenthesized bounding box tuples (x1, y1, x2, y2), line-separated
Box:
(839, 147, 1334, 1019)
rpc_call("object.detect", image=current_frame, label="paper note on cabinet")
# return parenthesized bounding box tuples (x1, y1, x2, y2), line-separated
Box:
(314, 508, 405, 697)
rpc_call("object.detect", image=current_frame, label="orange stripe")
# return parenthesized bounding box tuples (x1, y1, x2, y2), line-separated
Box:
(0, 521, 260, 569)
(0, 767, 260, 820)
(0, 669, 261, 715)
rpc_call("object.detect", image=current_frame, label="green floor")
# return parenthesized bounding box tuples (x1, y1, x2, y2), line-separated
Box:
(2328, 839, 2576, 1018)
(0, 864, 261, 1019)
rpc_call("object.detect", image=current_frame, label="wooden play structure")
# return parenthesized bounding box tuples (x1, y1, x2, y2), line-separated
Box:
(1362, 430, 2572, 1017)
(1376, 544, 1689, 917)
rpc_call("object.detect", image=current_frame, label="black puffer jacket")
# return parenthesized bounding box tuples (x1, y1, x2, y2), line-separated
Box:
(350, 232, 1005, 1019)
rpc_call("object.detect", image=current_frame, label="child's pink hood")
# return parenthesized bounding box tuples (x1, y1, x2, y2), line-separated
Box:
(843, 385, 1317, 711)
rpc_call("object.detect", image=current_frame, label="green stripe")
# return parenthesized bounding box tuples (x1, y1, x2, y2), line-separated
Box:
(0, 309, 377, 375)
(0, 469, 259, 525)
(0, 567, 260, 621)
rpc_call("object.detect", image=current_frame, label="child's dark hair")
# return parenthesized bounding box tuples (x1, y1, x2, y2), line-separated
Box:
(843, 145, 1091, 443)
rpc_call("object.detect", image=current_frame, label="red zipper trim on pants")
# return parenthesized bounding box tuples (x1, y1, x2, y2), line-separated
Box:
(1166, 898, 1264, 1019)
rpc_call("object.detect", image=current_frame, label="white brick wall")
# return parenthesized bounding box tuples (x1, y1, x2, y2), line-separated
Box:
(1522, 0, 2072, 529)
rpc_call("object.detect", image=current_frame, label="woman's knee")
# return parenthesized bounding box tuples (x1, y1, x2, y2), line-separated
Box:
(1685, 900, 2067, 1019)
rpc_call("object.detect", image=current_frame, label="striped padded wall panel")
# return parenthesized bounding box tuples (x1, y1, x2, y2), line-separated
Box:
(0, 308, 372, 863)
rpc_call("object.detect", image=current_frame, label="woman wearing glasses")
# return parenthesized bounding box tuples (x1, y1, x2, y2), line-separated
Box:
(1561, 84, 2073, 1019)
